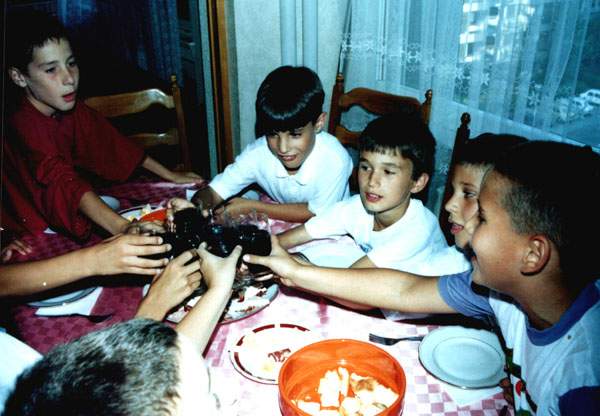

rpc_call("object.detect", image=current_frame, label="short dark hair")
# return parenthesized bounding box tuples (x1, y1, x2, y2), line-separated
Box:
(455, 133, 529, 168)
(493, 141, 600, 288)
(255, 66, 324, 137)
(359, 112, 436, 180)
(6, 10, 70, 73)
(4, 319, 181, 416)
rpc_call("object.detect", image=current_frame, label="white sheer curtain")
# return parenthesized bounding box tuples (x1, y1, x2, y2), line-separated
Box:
(339, 0, 595, 213)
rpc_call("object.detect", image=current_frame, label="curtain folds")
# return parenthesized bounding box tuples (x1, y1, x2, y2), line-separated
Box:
(339, 0, 596, 213)
(57, 0, 182, 84)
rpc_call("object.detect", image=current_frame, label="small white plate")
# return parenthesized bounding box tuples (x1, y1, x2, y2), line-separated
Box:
(229, 323, 317, 384)
(28, 287, 97, 308)
(419, 326, 506, 389)
(142, 283, 279, 324)
(119, 204, 161, 221)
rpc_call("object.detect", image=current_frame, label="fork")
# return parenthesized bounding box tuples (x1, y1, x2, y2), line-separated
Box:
(368, 333, 424, 345)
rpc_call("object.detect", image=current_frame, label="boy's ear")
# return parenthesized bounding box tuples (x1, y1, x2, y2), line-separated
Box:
(410, 173, 429, 194)
(8, 67, 28, 88)
(520, 235, 551, 275)
(314, 112, 327, 133)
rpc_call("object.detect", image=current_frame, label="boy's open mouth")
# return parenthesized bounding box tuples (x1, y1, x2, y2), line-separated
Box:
(365, 192, 382, 203)
(63, 92, 76, 102)
(450, 223, 464, 235)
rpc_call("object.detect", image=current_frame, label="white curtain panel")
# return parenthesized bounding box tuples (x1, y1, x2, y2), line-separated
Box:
(338, 0, 596, 213)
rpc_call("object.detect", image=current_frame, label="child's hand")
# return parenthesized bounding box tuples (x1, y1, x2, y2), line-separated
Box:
(169, 171, 205, 185)
(136, 250, 202, 320)
(214, 197, 255, 219)
(92, 234, 170, 276)
(122, 220, 166, 235)
(243, 235, 301, 287)
(197, 243, 242, 292)
(166, 197, 197, 231)
(1, 239, 33, 262)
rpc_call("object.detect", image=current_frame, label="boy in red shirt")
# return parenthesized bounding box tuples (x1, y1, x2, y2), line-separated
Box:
(2, 11, 203, 242)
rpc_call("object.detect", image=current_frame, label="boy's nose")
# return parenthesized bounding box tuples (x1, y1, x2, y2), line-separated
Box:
(368, 171, 381, 187)
(61, 67, 75, 85)
(277, 136, 290, 154)
(444, 195, 458, 214)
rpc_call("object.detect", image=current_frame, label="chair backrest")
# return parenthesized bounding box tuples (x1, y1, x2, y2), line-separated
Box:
(439, 112, 471, 244)
(328, 73, 432, 150)
(327, 72, 433, 193)
(84, 74, 192, 171)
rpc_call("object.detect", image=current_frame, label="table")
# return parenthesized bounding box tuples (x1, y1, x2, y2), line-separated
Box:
(7, 179, 510, 415)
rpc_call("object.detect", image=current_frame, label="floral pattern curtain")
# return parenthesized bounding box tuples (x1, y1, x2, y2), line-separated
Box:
(339, 0, 597, 213)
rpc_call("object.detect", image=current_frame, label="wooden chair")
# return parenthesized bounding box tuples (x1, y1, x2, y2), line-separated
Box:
(84, 74, 192, 171)
(328, 72, 433, 192)
(439, 112, 471, 244)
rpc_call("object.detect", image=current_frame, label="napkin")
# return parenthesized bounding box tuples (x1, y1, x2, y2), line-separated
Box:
(440, 380, 502, 407)
(35, 287, 102, 317)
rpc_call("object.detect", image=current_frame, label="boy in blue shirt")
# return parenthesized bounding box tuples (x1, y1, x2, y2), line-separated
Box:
(188, 66, 353, 223)
(247, 141, 600, 414)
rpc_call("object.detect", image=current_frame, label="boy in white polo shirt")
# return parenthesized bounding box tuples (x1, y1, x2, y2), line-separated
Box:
(190, 66, 353, 223)
(279, 112, 468, 276)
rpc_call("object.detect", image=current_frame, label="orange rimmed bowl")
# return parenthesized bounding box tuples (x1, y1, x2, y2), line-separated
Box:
(278, 339, 406, 416)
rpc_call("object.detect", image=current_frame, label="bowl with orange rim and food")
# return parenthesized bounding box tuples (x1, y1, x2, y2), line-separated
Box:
(278, 339, 406, 416)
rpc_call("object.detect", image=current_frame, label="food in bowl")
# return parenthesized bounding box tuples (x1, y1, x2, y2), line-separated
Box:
(279, 339, 406, 416)
(293, 367, 399, 416)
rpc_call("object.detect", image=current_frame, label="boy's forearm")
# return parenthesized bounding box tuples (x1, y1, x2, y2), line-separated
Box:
(141, 156, 174, 181)
(278, 225, 312, 250)
(285, 265, 453, 314)
(176, 286, 232, 352)
(79, 191, 129, 235)
(253, 201, 314, 223)
(0, 246, 96, 297)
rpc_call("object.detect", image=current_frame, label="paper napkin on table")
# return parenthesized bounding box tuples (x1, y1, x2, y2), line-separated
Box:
(440, 380, 502, 407)
(35, 287, 102, 317)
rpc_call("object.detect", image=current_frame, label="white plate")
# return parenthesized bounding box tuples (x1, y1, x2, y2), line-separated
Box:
(119, 204, 161, 221)
(28, 287, 97, 308)
(229, 323, 317, 384)
(419, 326, 505, 389)
(143, 283, 279, 324)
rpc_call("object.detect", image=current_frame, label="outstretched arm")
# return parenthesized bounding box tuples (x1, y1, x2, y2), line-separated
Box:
(0, 234, 170, 298)
(142, 155, 205, 184)
(245, 236, 455, 315)
(214, 198, 314, 223)
(176, 244, 241, 352)
(277, 224, 313, 250)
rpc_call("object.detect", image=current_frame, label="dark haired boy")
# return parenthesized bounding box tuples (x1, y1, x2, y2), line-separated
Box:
(3, 11, 203, 241)
(189, 65, 353, 223)
(247, 141, 600, 414)
(278, 112, 467, 278)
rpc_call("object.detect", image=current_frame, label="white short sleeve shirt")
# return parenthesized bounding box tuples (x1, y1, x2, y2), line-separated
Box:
(209, 131, 353, 215)
(304, 196, 467, 274)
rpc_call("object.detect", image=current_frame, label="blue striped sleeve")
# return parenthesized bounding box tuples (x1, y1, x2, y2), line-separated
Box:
(438, 271, 494, 319)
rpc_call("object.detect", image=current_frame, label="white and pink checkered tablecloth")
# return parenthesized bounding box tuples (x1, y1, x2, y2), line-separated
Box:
(8, 180, 511, 415)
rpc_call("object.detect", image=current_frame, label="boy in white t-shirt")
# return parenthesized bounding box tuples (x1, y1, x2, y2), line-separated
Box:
(188, 66, 353, 223)
(279, 112, 467, 275)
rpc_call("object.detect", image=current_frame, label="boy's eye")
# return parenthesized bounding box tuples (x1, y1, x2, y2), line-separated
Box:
(68, 60, 78, 67)
(465, 191, 477, 198)
(45, 67, 56, 74)
(358, 163, 370, 171)
(384, 170, 396, 175)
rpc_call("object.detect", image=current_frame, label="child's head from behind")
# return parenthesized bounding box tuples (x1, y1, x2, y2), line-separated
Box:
(470, 141, 600, 293)
(446, 133, 528, 248)
(4, 319, 218, 415)
(357, 113, 435, 219)
(6, 11, 78, 116)
(256, 66, 325, 172)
